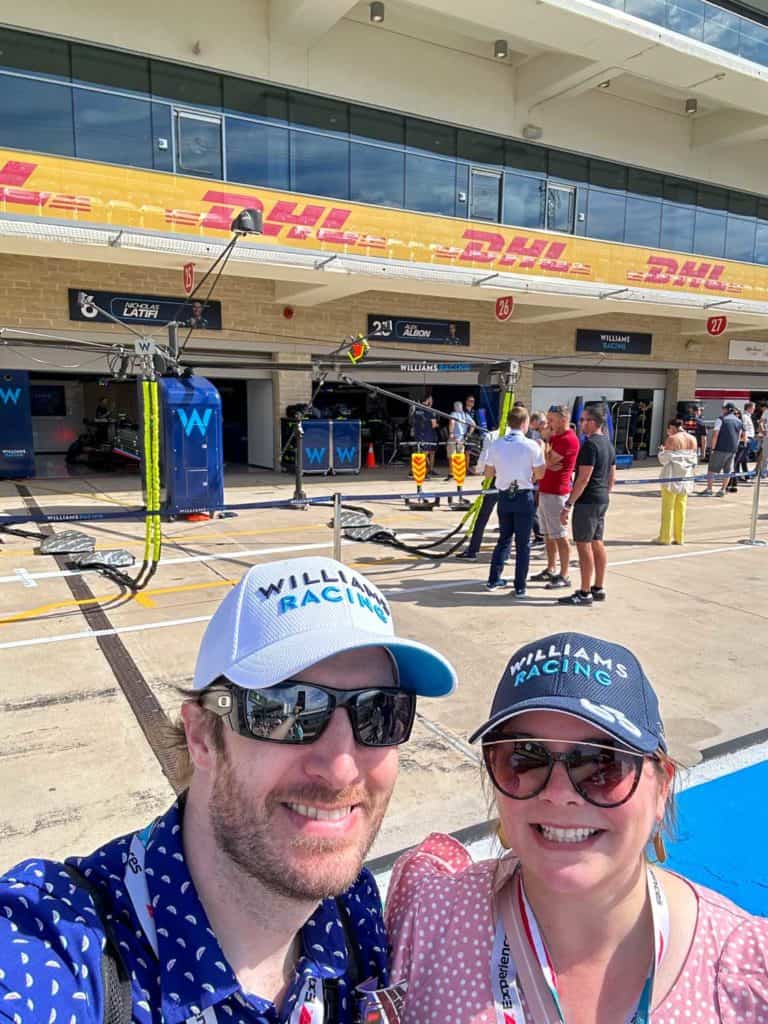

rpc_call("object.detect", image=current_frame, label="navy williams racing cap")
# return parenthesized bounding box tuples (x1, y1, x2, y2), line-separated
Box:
(468, 632, 666, 754)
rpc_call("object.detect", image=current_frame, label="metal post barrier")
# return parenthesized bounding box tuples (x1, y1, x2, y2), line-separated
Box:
(740, 449, 767, 547)
(333, 491, 342, 561)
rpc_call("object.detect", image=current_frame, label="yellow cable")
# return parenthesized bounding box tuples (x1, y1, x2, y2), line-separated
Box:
(151, 380, 162, 562)
(141, 380, 153, 567)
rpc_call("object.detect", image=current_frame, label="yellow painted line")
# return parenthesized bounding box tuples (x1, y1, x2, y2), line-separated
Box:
(0, 577, 236, 624)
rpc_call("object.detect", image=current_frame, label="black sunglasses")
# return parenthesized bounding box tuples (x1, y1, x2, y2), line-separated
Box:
(483, 735, 646, 808)
(198, 680, 416, 748)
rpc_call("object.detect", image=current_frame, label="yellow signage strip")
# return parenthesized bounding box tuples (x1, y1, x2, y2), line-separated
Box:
(1, 148, 766, 300)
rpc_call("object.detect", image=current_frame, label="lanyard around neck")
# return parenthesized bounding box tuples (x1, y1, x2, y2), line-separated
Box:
(491, 864, 669, 1024)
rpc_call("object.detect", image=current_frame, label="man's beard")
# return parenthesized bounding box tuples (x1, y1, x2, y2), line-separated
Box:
(209, 748, 391, 901)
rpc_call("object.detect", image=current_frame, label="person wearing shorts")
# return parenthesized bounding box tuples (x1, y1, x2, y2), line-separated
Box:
(558, 405, 616, 606)
(529, 405, 579, 590)
(704, 403, 743, 497)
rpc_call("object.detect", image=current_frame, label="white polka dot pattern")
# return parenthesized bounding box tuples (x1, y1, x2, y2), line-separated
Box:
(0, 800, 389, 1024)
(384, 832, 768, 1024)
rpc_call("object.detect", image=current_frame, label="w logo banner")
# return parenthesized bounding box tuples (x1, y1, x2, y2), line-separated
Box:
(178, 407, 213, 437)
(335, 446, 356, 464)
(305, 447, 327, 464)
(0, 387, 21, 406)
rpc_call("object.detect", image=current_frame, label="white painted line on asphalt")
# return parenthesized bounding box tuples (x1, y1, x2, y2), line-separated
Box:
(14, 568, 38, 588)
(0, 541, 333, 585)
(1, 540, 764, 651)
(0, 614, 214, 649)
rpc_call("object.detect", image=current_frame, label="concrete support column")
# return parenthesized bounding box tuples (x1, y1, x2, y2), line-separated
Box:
(272, 353, 313, 470)
(665, 368, 698, 422)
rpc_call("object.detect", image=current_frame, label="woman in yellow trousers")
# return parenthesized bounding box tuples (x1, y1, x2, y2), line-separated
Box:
(656, 418, 698, 544)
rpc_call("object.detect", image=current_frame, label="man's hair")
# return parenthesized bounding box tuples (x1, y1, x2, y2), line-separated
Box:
(585, 405, 605, 428)
(548, 404, 570, 419)
(165, 689, 226, 789)
(745, 401, 755, 410)
(507, 406, 529, 430)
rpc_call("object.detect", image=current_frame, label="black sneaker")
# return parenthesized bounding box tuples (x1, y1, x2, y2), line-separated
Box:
(529, 568, 556, 582)
(590, 586, 606, 602)
(545, 574, 571, 589)
(486, 579, 509, 590)
(512, 589, 527, 599)
(557, 590, 594, 606)
(456, 551, 478, 560)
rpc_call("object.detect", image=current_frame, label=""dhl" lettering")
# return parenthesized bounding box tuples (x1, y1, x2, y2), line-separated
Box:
(433, 229, 592, 275)
(627, 255, 742, 293)
(0, 160, 92, 212)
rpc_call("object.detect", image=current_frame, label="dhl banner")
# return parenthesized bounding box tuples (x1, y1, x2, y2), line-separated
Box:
(2, 148, 768, 301)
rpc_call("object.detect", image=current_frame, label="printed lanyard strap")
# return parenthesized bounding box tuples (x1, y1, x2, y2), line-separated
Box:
(491, 865, 669, 1024)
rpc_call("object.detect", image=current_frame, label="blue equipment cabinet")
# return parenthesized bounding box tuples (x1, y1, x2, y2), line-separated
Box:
(0, 370, 35, 479)
(158, 376, 224, 515)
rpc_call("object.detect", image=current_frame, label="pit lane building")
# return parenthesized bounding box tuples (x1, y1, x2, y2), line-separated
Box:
(3, 0, 768, 467)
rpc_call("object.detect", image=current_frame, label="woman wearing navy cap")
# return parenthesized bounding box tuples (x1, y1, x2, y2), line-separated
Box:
(386, 632, 768, 1024)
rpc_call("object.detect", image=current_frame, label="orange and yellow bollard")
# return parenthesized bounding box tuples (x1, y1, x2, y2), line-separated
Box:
(449, 447, 471, 508)
(405, 449, 438, 509)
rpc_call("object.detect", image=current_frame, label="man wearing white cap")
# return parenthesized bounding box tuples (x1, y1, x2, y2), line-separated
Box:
(0, 556, 457, 1024)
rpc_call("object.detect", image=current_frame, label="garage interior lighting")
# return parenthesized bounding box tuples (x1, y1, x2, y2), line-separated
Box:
(370, 2, 384, 23)
(494, 39, 509, 59)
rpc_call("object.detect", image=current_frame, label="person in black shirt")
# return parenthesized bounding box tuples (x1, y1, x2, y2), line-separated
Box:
(558, 405, 616, 606)
(411, 394, 439, 475)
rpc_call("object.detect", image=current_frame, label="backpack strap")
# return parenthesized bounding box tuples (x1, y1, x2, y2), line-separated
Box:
(62, 863, 133, 1024)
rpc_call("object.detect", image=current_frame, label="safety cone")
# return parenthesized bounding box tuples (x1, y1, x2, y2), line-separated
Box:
(366, 442, 377, 469)
(184, 511, 212, 522)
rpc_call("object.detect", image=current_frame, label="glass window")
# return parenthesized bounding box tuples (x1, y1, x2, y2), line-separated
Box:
(661, 203, 695, 252)
(725, 214, 756, 262)
(73, 88, 153, 167)
(546, 184, 576, 233)
(627, 168, 663, 198)
(152, 102, 173, 172)
(505, 140, 547, 174)
(0, 74, 74, 155)
(71, 44, 149, 93)
(151, 61, 222, 107)
(728, 191, 758, 217)
(755, 222, 768, 265)
(226, 118, 289, 189)
(406, 118, 456, 157)
(759, 198, 768, 222)
(589, 159, 627, 189)
(697, 184, 728, 211)
(291, 131, 349, 198)
(693, 209, 726, 257)
(625, 0, 667, 26)
(625, 196, 662, 247)
(548, 150, 588, 182)
(667, 2, 705, 41)
(701, 6, 741, 54)
(0, 28, 70, 77)
(350, 142, 404, 208)
(502, 172, 545, 228)
(223, 78, 288, 121)
(469, 169, 501, 221)
(176, 112, 222, 178)
(739, 22, 768, 65)
(289, 93, 348, 134)
(586, 189, 626, 241)
(458, 130, 504, 166)
(405, 153, 456, 215)
(664, 177, 697, 205)
(350, 106, 404, 145)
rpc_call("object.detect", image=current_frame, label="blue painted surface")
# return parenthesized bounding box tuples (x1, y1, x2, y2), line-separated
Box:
(665, 760, 768, 917)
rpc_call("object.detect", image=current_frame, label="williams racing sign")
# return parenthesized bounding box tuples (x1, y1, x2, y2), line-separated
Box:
(2, 150, 767, 300)
(68, 289, 222, 330)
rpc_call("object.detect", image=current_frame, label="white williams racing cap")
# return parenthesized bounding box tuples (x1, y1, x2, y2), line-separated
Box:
(193, 555, 457, 697)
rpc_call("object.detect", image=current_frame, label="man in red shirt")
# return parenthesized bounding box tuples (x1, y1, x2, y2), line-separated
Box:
(529, 404, 580, 589)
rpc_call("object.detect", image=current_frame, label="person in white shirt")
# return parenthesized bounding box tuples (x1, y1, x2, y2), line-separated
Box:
(456, 425, 507, 560)
(483, 406, 546, 597)
(734, 401, 756, 483)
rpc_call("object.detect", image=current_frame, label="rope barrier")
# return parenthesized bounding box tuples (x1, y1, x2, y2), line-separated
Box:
(0, 470, 763, 526)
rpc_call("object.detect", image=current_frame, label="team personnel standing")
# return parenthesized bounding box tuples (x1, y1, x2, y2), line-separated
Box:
(456, 423, 505, 560)
(558, 405, 616, 606)
(735, 401, 756, 483)
(484, 406, 545, 598)
(411, 394, 438, 475)
(529, 404, 580, 589)
(0, 556, 457, 1024)
(704, 403, 744, 496)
